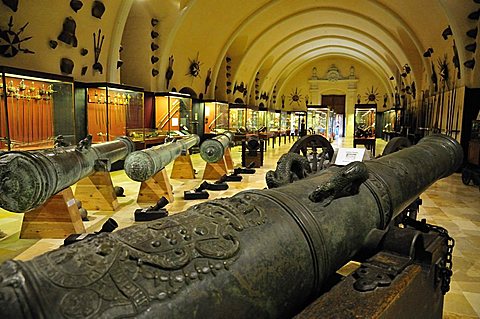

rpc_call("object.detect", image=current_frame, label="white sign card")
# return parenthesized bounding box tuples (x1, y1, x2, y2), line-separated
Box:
(334, 148, 366, 166)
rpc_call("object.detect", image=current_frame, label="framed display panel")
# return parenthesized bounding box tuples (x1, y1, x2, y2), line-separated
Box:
(155, 92, 192, 136)
(354, 104, 377, 139)
(229, 103, 247, 132)
(0, 66, 74, 151)
(204, 101, 229, 134)
(76, 82, 144, 144)
(383, 108, 402, 134)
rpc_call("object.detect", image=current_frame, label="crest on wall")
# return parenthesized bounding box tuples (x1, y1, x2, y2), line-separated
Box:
(364, 86, 379, 103)
(187, 52, 202, 78)
(0, 16, 34, 57)
(289, 88, 303, 106)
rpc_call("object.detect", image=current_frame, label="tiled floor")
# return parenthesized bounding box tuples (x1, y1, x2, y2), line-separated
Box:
(0, 136, 478, 318)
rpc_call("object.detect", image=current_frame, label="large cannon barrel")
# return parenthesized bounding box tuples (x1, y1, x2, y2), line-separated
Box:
(0, 135, 462, 318)
(200, 131, 234, 163)
(0, 137, 134, 213)
(124, 134, 200, 182)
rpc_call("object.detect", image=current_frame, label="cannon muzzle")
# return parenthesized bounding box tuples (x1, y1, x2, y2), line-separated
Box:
(200, 131, 234, 163)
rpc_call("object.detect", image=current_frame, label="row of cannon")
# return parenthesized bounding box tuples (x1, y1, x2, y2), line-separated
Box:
(0, 133, 464, 318)
(0, 132, 235, 213)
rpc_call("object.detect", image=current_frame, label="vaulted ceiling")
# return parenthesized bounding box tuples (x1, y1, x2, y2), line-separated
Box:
(149, 0, 479, 101)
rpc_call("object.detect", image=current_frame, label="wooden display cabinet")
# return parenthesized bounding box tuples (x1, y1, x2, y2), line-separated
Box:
(204, 100, 229, 134)
(307, 105, 332, 138)
(229, 103, 248, 132)
(75, 82, 144, 145)
(382, 108, 403, 140)
(154, 92, 193, 137)
(0, 66, 75, 150)
(354, 103, 377, 155)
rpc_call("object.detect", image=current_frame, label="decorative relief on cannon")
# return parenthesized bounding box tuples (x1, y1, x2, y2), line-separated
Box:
(0, 193, 266, 318)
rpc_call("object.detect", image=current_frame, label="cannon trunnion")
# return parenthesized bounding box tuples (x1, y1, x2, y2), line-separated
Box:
(0, 135, 462, 318)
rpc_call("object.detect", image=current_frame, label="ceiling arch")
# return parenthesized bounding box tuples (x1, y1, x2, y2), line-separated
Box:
(136, 0, 461, 96)
(244, 23, 405, 80)
(201, 1, 429, 99)
(232, 8, 417, 82)
(272, 48, 394, 98)
(249, 35, 399, 101)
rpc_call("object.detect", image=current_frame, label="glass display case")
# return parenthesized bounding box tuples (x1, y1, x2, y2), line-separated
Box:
(281, 111, 291, 132)
(472, 120, 480, 140)
(229, 103, 247, 132)
(328, 108, 337, 140)
(268, 110, 281, 131)
(0, 66, 75, 150)
(155, 92, 193, 137)
(383, 108, 402, 135)
(258, 108, 268, 131)
(307, 106, 330, 137)
(292, 111, 307, 136)
(204, 101, 229, 134)
(75, 82, 144, 144)
(354, 104, 377, 139)
(353, 104, 377, 155)
(246, 107, 259, 132)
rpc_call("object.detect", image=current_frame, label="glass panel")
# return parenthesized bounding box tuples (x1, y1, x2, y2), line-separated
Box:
(268, 111, 280, 131)
(246, 109, 258, 132)
(1, 72, 74, 150)
(191, 100, 204, 136)
(229, 108, 246, 131)
(258, 110, 267, 130)
(155, 95, 193, 136)
(155, 96, 170, 134)
(205, 102, 229, 133)
(125, 91, 144, 142)
(87, 87, 108, 143)
(354, 106, 376, 138)
(215, 102, 229, 132)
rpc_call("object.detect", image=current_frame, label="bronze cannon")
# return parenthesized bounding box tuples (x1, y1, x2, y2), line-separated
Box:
(124, 134, 200, 182)
(0, 136, 134, 213)
(199, 131, 234, 163)
(0, 134, 462, 318)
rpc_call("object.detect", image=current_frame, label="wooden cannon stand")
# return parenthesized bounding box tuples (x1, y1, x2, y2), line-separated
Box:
(137, 169, 174, 204)
(20, 187, 85, 239)
(74, 166, 119, 211)
(171, 151, 196, 179)
(202, 147, 234, 180)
